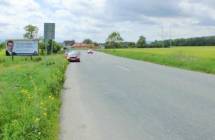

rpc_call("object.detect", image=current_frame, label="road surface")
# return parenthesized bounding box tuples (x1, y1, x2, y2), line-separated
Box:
(60, 51, 215, 140)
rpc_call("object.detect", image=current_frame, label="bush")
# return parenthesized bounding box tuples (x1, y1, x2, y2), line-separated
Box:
(53, 42, 63, 54)
(39, 42, 46, 55)
(39, 41, 63, 55)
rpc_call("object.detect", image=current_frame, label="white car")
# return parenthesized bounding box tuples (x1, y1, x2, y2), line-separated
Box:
(87, 49, 94, 54)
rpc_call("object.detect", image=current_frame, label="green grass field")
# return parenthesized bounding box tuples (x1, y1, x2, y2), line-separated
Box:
(0, 53, 68, 139)
(0, 49, 4, 56)
(102, 47, 215, 74)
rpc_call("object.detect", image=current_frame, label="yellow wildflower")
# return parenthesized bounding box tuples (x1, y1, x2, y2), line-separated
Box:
(35, 118, 40, 122)
(43, 112, 47, 116)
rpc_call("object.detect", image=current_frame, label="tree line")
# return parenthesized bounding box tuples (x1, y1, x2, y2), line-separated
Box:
(104, 32, 146, 48)
(1, 26, 215, 51)
(152, 36, 215, 48)
(104, 32, 215, 48)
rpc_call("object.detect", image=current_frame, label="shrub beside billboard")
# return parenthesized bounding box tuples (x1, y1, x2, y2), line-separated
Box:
(6, 39, 39, 56)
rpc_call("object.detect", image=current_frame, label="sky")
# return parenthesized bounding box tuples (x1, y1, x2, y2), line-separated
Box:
(0, 0, 215, 43)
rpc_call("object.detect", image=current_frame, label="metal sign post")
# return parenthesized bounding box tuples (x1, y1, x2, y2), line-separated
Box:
(44, 23, 55, 55)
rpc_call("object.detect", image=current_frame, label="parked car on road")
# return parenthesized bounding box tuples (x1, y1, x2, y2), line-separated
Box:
(67, 51, 81, 62)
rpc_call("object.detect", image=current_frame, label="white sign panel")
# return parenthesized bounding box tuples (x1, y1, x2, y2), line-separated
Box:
(6, 40, 39, 56)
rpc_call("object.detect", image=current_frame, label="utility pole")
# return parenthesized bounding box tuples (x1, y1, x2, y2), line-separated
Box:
(161, 24, 165, 48)
(169, 25, 172, 48)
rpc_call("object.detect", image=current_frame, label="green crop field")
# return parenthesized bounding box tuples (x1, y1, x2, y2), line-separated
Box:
(102, 47, 215, 74)
(0, 55, 68, 139)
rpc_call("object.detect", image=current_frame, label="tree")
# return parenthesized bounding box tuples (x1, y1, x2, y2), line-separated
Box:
(106, 32, 123, 43)
(83, 39, 93, 44)
(24, 25, 39, 39)
(136, 36, 146, 48)
(105, 32, 124, 48)
(93, 42, 99, 47)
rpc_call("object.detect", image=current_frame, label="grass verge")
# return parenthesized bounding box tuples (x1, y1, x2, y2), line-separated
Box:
(0, 50, 4, 56)
(102, 47, 215, 74)
(0, 55, 68, 139)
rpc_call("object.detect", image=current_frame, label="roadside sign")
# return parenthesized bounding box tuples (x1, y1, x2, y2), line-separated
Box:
(44, 23, 55, 40)
(44, 23, 55, 55)
(6, 39, 39, 56)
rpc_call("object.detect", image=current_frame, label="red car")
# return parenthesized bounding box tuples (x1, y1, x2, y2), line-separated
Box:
(67, 51, 81, 62)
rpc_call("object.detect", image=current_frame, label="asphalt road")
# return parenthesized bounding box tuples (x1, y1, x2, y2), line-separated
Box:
(60, 51, 215, 140)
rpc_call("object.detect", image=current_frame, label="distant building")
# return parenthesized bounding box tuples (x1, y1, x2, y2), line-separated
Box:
(72, 43, 88, 48)
(71, 43, 98, 49)
(64, 40, 75, 47)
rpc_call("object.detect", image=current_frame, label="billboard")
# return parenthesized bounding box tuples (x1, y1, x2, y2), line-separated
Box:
(44, 23, 55, 40)
(6, 39, 39, 56)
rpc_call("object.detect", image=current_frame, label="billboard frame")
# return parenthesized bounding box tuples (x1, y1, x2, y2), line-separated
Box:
(5, 39, 39, 60)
